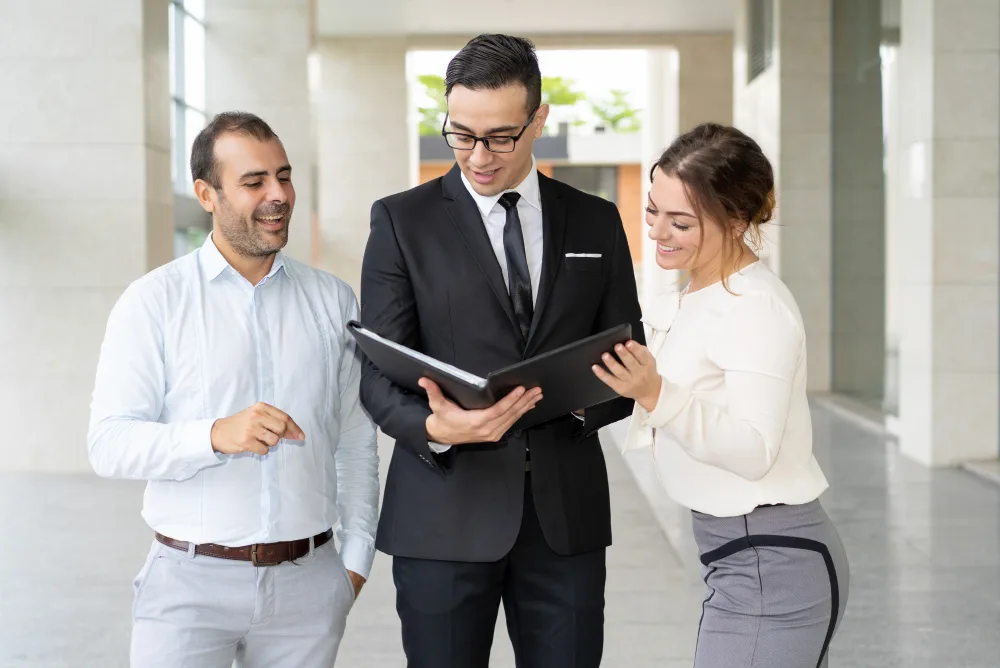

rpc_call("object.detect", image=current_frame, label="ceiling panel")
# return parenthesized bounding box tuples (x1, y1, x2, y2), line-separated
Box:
(316, 0, 734, 37)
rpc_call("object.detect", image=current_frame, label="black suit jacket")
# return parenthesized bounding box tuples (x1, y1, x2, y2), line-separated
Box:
(359, 164, 644, 561)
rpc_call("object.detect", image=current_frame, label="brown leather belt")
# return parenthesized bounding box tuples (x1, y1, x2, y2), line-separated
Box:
(154, 529, 333, 566)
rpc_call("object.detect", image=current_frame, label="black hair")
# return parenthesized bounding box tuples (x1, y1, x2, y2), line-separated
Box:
(445, 34, 542, 113)
(190, 111, 279, 188)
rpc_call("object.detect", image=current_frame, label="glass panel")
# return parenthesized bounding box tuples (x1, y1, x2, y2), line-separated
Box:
(168, 3, 176, 98)
(830, 0, 887, 407)
(551, 166, 619, 203)
(748, 0, 775, 81)
(183, 0, 205, 21)
(597, 166, 618, 205)
(170, 101, 179, 186)
(183, 108, 207, 192)
(881, 44, 901, 416)
(184, 15, 206, 111)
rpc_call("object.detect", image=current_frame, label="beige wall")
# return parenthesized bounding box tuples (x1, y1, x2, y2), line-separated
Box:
(315, 37, 410, 292)
(0, 0, 173, 472)
(733, 0, 833, 392)
(206, 0, 314, 264)
(896, 0, 999, 465)
(676, 34, 734, 133)
(640, 36, 733, 299)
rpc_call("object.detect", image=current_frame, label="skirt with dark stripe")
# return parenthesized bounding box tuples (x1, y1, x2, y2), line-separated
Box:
(691, 500, 849, 668)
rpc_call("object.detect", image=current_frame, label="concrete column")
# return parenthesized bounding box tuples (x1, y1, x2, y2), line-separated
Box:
(314, 38, 410, 292)
(640, 49, 680, 299)
(883, 45, 902, 416)
(897, 0, 999, 465)
(0, 0, 173, 472)
(205, 0, 314, 264)
(639, 36, 732, 302)
(733, 0, 833, 392)
(675, 34, 734, 134)
(831, 0, 886, 403)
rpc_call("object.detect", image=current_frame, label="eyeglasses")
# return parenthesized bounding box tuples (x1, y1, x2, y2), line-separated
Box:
(441, 107, 539, 153)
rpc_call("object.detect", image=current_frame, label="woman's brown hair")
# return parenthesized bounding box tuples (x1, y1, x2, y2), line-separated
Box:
(650, 122, 775, 292)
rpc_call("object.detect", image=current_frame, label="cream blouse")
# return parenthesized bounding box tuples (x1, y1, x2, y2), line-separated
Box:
(622, 261, 829, 517)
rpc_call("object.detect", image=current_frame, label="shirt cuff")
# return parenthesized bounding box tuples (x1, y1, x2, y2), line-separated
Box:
(571, 412, 585, 422)
(182, 419, 226, 472)
(641, 377, 691, 429)
(339, 536, 377, 580)
(428, 441, 452, 453)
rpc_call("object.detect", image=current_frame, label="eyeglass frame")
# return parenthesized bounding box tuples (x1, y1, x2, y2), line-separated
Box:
(440, 106, 540, 153)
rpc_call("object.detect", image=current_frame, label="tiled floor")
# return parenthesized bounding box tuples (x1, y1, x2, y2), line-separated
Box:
(1, 403, 999, 667)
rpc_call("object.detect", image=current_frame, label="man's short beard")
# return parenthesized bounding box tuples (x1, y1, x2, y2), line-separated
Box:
(215, 190, 289, 259)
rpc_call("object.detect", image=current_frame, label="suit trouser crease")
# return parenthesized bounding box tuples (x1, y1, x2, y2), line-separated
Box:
(393, 476, 606, 668)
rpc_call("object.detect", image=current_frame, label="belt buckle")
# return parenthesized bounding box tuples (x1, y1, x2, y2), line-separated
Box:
(250, 544, 280, 567)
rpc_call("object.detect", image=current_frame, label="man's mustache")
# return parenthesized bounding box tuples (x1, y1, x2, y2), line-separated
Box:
(254, 203, 291, 218)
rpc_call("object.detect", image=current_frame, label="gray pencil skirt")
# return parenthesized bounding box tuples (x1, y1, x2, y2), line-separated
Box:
(691, 500, 849, 668)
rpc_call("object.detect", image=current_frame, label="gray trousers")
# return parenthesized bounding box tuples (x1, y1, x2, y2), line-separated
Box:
(692, 500, 849, 668)
(130, 536, 356, 668)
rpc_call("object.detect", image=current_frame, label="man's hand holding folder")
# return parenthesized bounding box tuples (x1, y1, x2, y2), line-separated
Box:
(420, 379, 543, 445)
(347, 321, 631, 434)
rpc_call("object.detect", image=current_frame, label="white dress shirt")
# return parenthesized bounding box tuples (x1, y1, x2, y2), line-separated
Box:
(622, 261, 829, 517)
(88, 233, 380, 578)
(428, 158, 547, 454)
(462, 155, 545, 305)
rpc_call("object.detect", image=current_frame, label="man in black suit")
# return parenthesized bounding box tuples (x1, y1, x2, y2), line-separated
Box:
(359, 34, 644, 668)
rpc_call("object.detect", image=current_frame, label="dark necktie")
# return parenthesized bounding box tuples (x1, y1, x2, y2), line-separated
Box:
(498, 192, 533, 344)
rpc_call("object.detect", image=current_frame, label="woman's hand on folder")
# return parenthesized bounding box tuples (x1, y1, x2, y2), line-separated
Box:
(420, 378, 542, 445)
(591, 341, 663, 413)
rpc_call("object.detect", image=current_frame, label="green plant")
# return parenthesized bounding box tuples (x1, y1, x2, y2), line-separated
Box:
(589, 89, 642, 132)
(415, 73, 591, 136)
(417, 74, 447, 136)
(541, 76, 586, 107)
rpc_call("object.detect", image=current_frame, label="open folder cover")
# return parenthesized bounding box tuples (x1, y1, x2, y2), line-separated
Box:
(347, 321, 632, 431)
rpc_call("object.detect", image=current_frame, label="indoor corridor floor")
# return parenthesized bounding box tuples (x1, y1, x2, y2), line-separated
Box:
(1, 403, 999, 667)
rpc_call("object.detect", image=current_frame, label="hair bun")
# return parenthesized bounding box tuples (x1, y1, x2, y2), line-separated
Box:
(750, 189, 776, 227)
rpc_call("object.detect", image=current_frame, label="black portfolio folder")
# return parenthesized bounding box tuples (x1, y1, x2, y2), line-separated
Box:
(347, 321, 632, 431)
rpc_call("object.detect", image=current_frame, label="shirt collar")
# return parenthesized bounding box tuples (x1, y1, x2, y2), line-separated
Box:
(199, 232, 286, 283)
(640, 287, 682, 332)
(459, 155, 542, 220)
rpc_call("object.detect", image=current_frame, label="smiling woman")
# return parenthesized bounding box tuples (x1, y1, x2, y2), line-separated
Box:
(645, 123, 775, 294)
(596, 122, 850, 668)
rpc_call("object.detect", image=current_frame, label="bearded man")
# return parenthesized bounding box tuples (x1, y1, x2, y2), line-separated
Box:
(87, 111, 378, 668)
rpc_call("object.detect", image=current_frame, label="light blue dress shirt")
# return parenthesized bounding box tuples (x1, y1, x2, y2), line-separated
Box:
(88, 233, 379, 578)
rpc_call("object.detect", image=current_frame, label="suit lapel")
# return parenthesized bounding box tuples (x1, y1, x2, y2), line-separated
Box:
(526, 173, 567, 349)
(441, 165, 520, 335)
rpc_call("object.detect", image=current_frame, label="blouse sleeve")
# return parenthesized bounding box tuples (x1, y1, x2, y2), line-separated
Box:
(637, 291, 803, 481)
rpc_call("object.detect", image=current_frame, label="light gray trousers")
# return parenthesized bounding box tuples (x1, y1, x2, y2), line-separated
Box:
(130, 536, 355, 668)
(692, 500, 850, 668)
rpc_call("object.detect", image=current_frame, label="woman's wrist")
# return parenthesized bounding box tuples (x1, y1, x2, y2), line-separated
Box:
(636, 377, 663, 413)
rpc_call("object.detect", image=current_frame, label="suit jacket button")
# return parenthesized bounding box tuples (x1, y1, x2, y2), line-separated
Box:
(512, 429, 523, 438)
